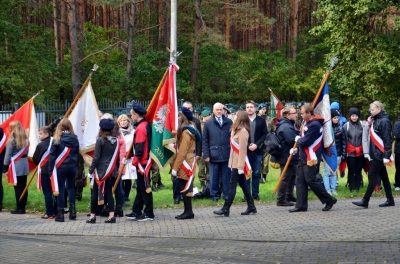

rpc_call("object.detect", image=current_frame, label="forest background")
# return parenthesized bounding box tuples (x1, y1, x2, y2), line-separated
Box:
(1, 0, 400, 118)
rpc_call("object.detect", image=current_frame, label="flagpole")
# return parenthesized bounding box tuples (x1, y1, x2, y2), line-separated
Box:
(112, 140, 134, 194)
(65, 64, 99, 117)
(146, 67, 169, 117)
(272, 57, 338, 197)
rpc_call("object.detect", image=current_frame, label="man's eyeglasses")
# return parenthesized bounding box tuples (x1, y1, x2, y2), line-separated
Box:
(288, 112, 297, 115)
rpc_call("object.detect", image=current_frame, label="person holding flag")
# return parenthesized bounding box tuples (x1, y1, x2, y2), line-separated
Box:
(289, 104, 337, 213)
(48, 118, 80, 222)
(86, 118, 120, 224)
(171, 107, 201, 220)
(125, 102, 155, 222)
(3, 121, 29, 214)
(353, 101, 395, 209)
(214, 110, 257, 217)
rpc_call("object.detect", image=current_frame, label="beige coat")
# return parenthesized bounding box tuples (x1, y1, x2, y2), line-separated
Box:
(172, 129, 196, 181)
(228, 127, 249, 170)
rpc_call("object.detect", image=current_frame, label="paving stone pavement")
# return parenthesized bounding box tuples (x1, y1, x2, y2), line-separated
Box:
(0, 197, 400, 263)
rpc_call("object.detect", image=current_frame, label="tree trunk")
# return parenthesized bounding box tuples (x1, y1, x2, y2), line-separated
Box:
(292, 0, 299, 61)
(190, 0, 202, 87)
(60, 0, 68, 62)
(67, 0, 81, 97)
(126, 0, 136, 97)
(53, 0, 60, 65)
(225, 0, 230, 48)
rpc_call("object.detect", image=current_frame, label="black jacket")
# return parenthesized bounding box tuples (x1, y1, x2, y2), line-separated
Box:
(248, 115, 268, 155)
(270, 118, 299, 165)
(202, 115, 232, 162)
(345, 121, 363, 157)
(48, 132, 80, 172)
(89, 136, 119, 179)
(394, 117, 400, 154)
(333, 123, 347, 158)
(193, 117, 202, 157)
(32, 136, 51, 175)
(369, 111, 392, 161)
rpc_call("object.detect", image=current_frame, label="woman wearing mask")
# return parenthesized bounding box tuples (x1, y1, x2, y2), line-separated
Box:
(353, 101, 395, 208)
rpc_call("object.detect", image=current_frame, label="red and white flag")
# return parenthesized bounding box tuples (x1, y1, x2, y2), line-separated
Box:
(0, 98, 40, 172)
(270, 92, 284, 126)
(67, 81, 101, 165)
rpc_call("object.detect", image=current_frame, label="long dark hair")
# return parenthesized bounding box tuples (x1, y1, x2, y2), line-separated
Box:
(231, 110, 250, 135)
(176, 112, 194, 143)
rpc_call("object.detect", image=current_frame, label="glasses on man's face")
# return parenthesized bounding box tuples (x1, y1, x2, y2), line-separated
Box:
(288, 112, 297, 115)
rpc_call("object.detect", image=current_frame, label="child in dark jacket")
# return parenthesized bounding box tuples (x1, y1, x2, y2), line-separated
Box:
(33, 126, 57, 219)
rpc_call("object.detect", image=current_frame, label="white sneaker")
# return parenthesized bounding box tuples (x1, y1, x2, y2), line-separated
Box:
(395, 187, 400, 191)
(327, 190, 332, 195)
(332, 190, 338, 195)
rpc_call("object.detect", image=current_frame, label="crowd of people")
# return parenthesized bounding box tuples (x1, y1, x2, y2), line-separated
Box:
(0, 99, 398, 223)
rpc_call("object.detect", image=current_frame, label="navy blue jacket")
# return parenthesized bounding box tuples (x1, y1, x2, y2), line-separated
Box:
(370, 111, 392, 161)
(297, 117, 324, 163)
(248, 115, 268, 156)
(270, 118, 299, 165)
(49, 132, 79, 172)
(202, 115, 232, 162)
(32, 136, 52, 175)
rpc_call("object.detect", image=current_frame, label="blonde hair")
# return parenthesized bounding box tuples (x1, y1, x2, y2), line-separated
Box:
(8, 121, 27, 149)
(371, 101, 385, 111)
(53, 118, 75, 144)
(117, 114, 132, 128)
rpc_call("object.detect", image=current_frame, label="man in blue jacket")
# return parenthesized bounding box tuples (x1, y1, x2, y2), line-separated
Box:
(203, 102, 233, 201)
(289, 104, 337, 213)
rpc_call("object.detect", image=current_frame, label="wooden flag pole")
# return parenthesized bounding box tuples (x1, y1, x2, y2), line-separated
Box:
(272, 57, 338, 197)
(112, 138, 134, 194)
(19, 167, 38, 201)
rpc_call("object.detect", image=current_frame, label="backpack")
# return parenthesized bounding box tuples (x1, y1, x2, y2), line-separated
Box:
(263, 131, 283, 156)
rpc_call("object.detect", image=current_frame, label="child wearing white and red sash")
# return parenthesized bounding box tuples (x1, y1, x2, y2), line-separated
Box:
(214, 110, 257, 217)
(353, 101, 395, 209)
(87, 118, 120, 224)
(3, 121, 29, 214)
(171, 107, 201, 220)
(48, 118, 80, 222)
(32, 126, 57, 219)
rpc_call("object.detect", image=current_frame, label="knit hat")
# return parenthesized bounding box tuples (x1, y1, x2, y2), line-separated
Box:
(181, 107, 193, 121)
(331, 109, 340, 118)
(349, 107, 360, 117)
(99, 118, 115, 131)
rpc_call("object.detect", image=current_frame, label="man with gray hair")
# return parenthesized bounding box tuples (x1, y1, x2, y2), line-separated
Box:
(203, 102, 233, 201)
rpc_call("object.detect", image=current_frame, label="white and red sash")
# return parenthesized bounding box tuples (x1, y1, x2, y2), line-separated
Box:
(370, 123, 394, 163)
(180, 159, 196, 193)
(37, 137, 53, 190)
(50, 146, 71, 196)
(138, 158, 153, 192)
(230, 137, 252, 180)
(93, 143, 119, 186)
(0, 134, 7, 154)
(7, 140, 29, 186)
(301, 123, 323, 166)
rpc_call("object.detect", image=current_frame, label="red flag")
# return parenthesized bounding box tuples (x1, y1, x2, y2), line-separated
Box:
(270, 92, 284, 126)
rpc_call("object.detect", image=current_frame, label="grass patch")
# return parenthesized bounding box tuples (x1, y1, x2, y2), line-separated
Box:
(1, 165, 398, 214)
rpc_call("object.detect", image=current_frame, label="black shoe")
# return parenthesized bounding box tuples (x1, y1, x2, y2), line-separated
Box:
(241, 207, 257, 215)
(86, 216, 96, 223)
(157, 183, 166, 189)
(115, 206, 124, 217)
(125, 212, 138, 220)
(55, 208, 65, 222)
(277, 201, 295, 207)
(69, 203, 76, 220)
(322, 198, 337, 211)
(352, 199, 368, 208)
(152, 185, 158, 192)
(10, 208, 26, 214)
(176, 213, 194, 220)
(174, 198, 180, 204)
(211, 197, 219, 202)
(379, 199, 395, 207)
(213, 207, 230, 217)
(287, 197, 297, 202)
(253, 196, 260, 201)
(105, 216, 116, 223)
(289, 207, 307, 213)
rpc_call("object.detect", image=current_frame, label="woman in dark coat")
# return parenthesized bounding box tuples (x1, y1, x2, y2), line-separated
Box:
(353, 101, 395, 208)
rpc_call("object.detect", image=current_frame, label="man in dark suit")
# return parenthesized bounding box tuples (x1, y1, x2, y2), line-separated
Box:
(203, 102, 233, 201)
(245, 100, 268, 201)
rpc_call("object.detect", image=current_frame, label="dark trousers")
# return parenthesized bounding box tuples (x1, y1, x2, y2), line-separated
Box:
(123, 179, 132, 199)
(41, 173, 57, 215)
(172, 176, 182, 200)
(91, 177, 114, 213)
(226, 169, 252, 206)
(57, 167, 76, 208)
(277, 164, 296, 203)
(363, 160, 393, 201)
(132, 174, 154, 218)
(0, 174, 3, 207)
(395, 153, 400, 188)
(347, 156, 364, 190)
(110, 177, 124, 206)
(296, 161, 333, 210)
(14, 175, 28, 209)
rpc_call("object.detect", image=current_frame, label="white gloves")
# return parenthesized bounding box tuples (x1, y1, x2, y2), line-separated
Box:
(238, 169, 244, 175)
(295, 136, 301, 142)
(383, 158, 390, 164)
(289, 148, 298, 155)
(171, 169, 177, 177)
(88, 173, 93, 179)
(364, 154, 371, 161)
(122, 158, 128, 165)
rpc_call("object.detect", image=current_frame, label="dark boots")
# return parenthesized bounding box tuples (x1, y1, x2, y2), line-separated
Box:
(177, 195, 194, 220)
(379, 198, 395, 207)
(55, 208, 65, 222)
(352, 199, 369, 208)
(213, 201, 230, 217)
(69, 203, 76, 220)
(115, 205, 124, 217)
(241, 199, 257, 215)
